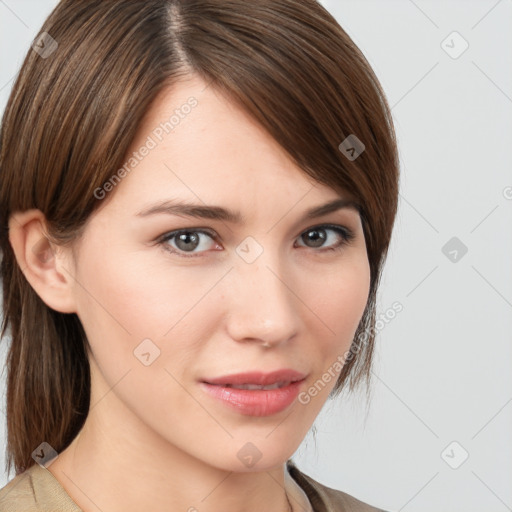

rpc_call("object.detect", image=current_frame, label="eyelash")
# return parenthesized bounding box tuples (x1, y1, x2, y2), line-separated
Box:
(156, 223, 355, 259)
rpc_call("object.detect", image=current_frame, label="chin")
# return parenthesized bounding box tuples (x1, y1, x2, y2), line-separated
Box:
(208, 435, 301, 474)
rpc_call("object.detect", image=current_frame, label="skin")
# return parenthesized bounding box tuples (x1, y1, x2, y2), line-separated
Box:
(9, 74, 371, 512)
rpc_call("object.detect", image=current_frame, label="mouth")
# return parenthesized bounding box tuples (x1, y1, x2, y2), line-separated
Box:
(199, 369, 307, 416)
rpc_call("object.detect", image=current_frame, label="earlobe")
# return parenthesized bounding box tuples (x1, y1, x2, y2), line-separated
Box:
(8, 209, 77, 314)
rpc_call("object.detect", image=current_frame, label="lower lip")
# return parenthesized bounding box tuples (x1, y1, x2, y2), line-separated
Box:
(199, 380, 304, 416)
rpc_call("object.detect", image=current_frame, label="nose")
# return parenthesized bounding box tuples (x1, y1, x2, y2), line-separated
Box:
(224, 254, 300, 349)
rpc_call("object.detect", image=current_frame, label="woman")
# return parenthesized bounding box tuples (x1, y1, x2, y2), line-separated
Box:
(0, 0, 399, 510)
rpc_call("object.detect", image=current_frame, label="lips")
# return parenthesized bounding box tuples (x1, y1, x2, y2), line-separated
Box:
(199, 369, 308, 416)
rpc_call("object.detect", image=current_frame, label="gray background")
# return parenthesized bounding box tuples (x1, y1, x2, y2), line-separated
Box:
(1, 1, 511, 511)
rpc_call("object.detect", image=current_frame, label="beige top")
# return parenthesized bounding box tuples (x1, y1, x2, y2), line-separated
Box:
(0, 459, 388, 512)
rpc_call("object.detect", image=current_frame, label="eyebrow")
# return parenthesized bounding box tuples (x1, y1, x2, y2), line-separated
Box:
(135, 197, 361, 223)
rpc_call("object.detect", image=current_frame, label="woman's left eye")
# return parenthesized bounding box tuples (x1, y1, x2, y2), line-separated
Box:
(157, 224, 355, 258)
(296, 224, 355, 251)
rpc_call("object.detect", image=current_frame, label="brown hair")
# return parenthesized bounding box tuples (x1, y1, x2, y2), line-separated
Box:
(0, 0, 399, 475)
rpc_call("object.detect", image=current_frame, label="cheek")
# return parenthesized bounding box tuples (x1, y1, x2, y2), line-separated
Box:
(72, 249, 205, 409)
(74, 257, 157, 340)
(293, 257, 370, 406)
(74, 245, 191, 336)
(72, 246, 223, 375)
(305, 255, 370, 344)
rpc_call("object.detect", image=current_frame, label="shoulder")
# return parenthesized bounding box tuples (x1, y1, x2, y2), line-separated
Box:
(287, 460, 390, 512)
(0, 463, 82, 512)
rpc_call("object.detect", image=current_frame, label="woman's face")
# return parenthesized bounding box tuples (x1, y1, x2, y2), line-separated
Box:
(66, 74, 371, 471)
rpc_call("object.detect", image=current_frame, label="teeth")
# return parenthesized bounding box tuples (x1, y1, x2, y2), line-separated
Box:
(225, 381, 290, 390)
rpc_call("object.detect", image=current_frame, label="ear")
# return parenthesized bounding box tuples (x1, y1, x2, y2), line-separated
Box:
(8, 209, 77, 314)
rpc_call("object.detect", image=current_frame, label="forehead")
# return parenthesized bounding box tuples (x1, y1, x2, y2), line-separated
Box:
(96, 74, 353, 219)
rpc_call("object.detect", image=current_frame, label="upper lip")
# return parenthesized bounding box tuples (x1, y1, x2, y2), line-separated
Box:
(202, 369, 307, 386)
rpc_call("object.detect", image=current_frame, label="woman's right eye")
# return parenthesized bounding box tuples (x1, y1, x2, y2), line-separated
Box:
(158, 229, 219, 258)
